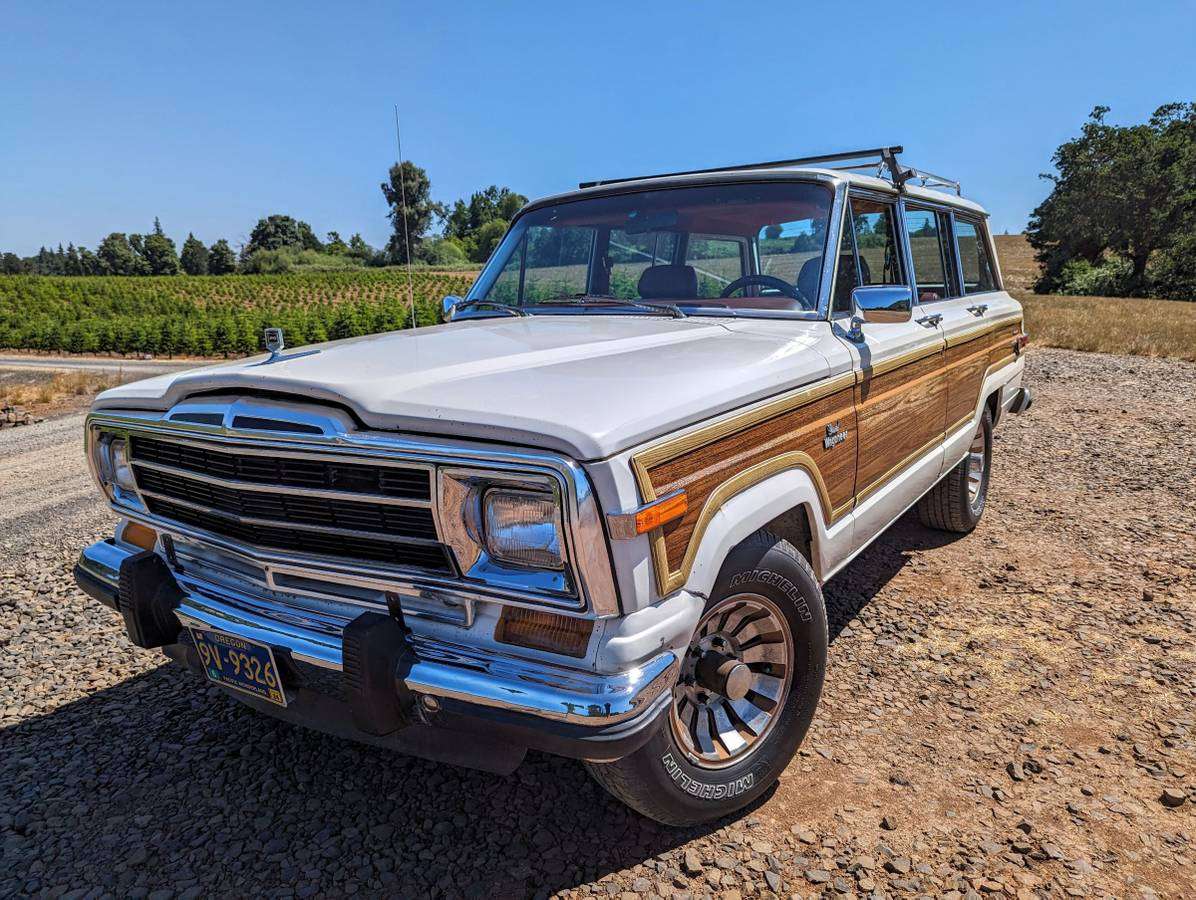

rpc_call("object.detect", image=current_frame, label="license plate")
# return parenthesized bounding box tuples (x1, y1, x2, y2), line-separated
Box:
(190, 627, 287, 707)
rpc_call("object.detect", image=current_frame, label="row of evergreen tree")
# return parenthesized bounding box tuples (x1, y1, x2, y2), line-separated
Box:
(4, 161, 528, 277)
(0, 216, 379, 277)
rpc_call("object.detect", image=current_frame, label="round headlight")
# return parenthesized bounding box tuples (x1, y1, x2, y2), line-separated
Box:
(482, 488, 565, 570)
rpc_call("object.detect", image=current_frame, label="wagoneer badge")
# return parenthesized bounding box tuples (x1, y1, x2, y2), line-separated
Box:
(824, 422, 848, 450)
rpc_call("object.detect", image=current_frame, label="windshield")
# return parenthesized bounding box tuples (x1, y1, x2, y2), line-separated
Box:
(468, 181, 833, 317)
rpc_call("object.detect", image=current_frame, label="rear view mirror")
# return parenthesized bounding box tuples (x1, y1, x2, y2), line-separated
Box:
(852, 285, 913, 324)
(442, 295, 462, 321)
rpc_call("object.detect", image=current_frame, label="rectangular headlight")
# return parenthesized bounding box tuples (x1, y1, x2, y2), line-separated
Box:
(482, 488, 565, 570)
(90, 429, 143, 509)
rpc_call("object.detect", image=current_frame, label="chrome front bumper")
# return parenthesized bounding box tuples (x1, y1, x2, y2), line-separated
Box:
(76, 539, 677, 732)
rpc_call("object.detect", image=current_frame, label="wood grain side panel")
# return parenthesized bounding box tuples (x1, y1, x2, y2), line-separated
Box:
(988, 323, 1021, 367)
(946, 319, 1024, 430)
(644, 385, 857, 580)
(854, 349, 945, 498)
(945, 335, 997, 428)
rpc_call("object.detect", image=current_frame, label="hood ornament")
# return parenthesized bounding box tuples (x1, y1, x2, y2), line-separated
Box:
(264, 327, 285, 360)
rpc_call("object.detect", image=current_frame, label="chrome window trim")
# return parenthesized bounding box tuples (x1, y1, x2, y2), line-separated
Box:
(87, 406, 621, 617)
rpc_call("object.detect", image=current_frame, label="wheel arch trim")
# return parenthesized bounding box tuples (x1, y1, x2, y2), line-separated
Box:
(673, 464, 836, 600)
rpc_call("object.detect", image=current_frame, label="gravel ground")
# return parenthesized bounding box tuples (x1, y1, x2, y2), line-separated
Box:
(1, 348, 1193, 899)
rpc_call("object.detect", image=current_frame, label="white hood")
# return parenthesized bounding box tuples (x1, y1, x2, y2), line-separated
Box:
(93, 315, 835, 460)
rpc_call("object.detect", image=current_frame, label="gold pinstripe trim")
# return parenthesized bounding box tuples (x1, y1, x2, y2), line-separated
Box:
(856, 341, 942, 381)
(631, 371, 856, 473)
(630, 371, 856, 597)
(642, 452, 848, 596)
(944, 312, 1023, 348)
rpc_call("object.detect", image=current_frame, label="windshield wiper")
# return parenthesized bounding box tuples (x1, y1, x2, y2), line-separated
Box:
(451, 299, 527, 318)
(536, 293, 687, 319)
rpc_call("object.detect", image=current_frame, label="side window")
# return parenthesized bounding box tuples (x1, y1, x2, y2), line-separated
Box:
(685, 234, 745, 298)
(607, 230, 677, 299)
(832, 208, 858, 314)
(833, 197, 903, 313)
(521, 226, 594, 302)
(903, 207, 959, 302)
(954, 218, 997, 294)
(849, 198, 904, 287)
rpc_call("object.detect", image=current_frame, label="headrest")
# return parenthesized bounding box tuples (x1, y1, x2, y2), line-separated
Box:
(638, 264, 698, 299)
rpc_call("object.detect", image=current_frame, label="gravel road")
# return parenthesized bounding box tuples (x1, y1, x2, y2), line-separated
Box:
(2, 348, 1193, 899)
(0, 356, 196, 376)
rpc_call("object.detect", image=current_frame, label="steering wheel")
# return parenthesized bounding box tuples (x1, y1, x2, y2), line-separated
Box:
(719, 274, 810, 307)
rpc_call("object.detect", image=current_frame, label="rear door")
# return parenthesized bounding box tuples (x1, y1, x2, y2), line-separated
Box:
(915, 209, 1024, 465)
(831, 192, 947, 535)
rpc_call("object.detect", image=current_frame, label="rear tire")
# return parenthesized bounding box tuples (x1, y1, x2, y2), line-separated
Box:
(585, 530, 827, 825)
(917, 406, 992, 533)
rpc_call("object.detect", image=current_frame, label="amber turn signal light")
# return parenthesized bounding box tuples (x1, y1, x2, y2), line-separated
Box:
(606, 490, 688, 540)
(495, 606, 594, 658)
(122, 522, 158, 551)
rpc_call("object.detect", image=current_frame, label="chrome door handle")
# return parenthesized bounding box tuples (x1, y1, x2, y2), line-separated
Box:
(916, 313, 942, 328)
(967, 304, 988, 317)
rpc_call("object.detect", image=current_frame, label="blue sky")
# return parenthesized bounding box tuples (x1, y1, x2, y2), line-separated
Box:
(2, 0, 1194, 256)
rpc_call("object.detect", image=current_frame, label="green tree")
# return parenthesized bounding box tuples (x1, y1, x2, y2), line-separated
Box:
(1027, 103, 1196, 295)
(380, 161, 442, 263)
(208, 239, 237, 274)
(97, 233, 141, 275)
(445, 185, 527, 261)
(180, 233, 209, 275)
(418, 236, 469, 267)
(297, 221, 323, 251)
(472, 219, 509, 262)
(325, 231, 350, 255)
(142, 221, 180, 275)
(244, 215, 318, 256)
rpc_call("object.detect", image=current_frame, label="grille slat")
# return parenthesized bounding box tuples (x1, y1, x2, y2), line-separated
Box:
(131, 436, 431, 501)
(146, 496, 451, 571)
(128, 434, 449, 574)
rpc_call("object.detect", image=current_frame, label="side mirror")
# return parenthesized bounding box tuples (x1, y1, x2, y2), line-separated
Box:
(852, 285, 913, 324)
(442, 295, 462, 321)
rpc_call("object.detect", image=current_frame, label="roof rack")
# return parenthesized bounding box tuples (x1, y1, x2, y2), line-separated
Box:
(578, 145, 962, 195)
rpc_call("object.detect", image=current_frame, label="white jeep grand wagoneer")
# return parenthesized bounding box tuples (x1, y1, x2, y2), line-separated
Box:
(76, 146, 1031, 824)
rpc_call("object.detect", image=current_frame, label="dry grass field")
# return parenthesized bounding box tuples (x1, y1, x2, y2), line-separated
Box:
(0, 369, 130, 418)
(995, 234, 1196, 361)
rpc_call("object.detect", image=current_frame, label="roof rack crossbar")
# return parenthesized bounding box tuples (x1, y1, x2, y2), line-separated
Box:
(577, 146, 964, 196)
(903, 167, 961, 196)
(579, 145, 905, 189)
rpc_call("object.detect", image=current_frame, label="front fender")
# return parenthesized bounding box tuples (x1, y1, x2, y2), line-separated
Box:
(681, 465, 846, 599)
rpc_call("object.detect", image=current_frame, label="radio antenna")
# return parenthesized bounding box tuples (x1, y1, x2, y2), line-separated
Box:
(393, 105, 417, 328)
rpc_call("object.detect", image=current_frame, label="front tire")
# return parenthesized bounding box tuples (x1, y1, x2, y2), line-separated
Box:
(586, 530, 827, 825)
(917, 406, 993, 533)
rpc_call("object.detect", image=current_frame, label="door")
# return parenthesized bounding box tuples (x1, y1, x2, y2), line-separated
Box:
(830, 193, 948, 540)
(912, 210, 1024, 468)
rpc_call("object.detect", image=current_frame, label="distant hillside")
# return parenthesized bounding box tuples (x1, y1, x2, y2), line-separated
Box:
(993, 234, 1038, 291)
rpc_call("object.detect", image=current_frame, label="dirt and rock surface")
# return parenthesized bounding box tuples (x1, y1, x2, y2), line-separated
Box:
(1, 347, 1193, 899)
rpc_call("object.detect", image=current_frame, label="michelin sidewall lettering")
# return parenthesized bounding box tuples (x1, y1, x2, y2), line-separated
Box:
(660, 751, 756, 800)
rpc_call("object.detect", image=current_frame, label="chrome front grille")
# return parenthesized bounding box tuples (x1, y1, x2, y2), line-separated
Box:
(127, 434, 452, 574)
(130, 435, 431, 500)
